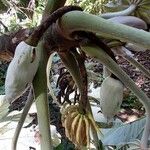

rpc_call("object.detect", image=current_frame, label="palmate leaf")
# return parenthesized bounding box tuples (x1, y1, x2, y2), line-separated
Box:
(100, 117, 146, 146)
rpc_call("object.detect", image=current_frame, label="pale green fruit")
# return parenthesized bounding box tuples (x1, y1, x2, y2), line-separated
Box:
(108, 16, 147, 30)
(100, 76, 123, 121)
(5, 41, 40, 103)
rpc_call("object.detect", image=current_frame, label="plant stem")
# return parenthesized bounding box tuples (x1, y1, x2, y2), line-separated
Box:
(74, 51, 101, 148)
(100, 4, 136, 19)
(59, 11, 150, 49)
(58, 51, 83, 96)
(59, 50, 100, 148)
(42, 0, 66, 106)
(26, 0, 66, 46)
(28, 1, 67, 149)
(11, 88, 34, 150)
(26, 6, 82, 46)
(70, 50, 88, 112)
(81, 43, 150, 148)
(46, 52, 60, 106)
(33, 41, 52, 150)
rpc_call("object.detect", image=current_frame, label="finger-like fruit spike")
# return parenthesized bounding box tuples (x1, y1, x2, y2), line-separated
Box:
(71, 111, 79, 118)
(75, 115, 86, 146)
(61, 105, 100, 148)
(62, 111, 78, 127)
(100, 76, 124, 121)
(77, 115, 87, 145)
(88, 113, 99, 133)
(63, 114, 74, 139)
(5, 41, 40, 103)
(82, 120, 88, 147)
(70, 114, 81, 141)
(84, 115, 90, 148)
(62, 108, 79, 139)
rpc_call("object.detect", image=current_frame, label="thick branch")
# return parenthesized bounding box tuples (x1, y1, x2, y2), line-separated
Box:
(59, 11, 150, 49)
(33, 41, 52, 150)
(26, 6, 82, 46)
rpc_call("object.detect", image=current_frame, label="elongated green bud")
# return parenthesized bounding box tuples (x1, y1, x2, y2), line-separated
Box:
(100, 4, 137, 19)
(5, 41, 40, 103)
(108, 16, 147, 30)
(100, 76, 124, 121)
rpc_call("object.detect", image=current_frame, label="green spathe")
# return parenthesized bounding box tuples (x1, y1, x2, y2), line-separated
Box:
(5, 41, 40, 103)
(100, 76, 123, 121)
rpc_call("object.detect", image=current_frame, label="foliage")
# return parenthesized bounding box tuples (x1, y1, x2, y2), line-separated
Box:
(0, 0, 46, 33)
(122, 92, 143, 110)
(66, 0, 107, 14)
(65, 0, 131, 14)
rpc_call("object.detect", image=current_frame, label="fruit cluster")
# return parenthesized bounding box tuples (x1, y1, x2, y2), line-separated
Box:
(61, 105, 99, 148)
